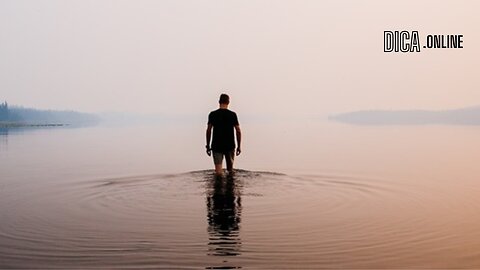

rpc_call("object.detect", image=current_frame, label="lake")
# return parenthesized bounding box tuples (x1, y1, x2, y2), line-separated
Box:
(1, 120, 480, 269)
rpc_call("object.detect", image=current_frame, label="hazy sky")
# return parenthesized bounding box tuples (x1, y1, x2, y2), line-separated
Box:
(1, 0, 479, 115)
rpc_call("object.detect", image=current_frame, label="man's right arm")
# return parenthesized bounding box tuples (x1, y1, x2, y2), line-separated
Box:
(234, 125, 241, 156)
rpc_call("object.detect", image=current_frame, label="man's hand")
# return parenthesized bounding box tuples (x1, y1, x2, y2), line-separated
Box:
(236, 147, 241, 156)
(206, 145, 211, 156)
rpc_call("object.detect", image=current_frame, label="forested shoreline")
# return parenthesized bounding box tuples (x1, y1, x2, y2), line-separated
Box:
(0, 101, 98, 127)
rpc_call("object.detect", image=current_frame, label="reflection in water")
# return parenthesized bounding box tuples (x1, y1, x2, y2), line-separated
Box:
(0, 128, 8, 149)
(205, 173, 242, 268)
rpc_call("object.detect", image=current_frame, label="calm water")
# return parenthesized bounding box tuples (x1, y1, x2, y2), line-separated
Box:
(1, 121, 480, 269)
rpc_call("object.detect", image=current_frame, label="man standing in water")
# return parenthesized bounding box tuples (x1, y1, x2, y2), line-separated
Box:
(206, 94, 242, 176)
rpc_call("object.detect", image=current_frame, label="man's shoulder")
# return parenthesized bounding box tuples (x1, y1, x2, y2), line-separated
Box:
(209, 109, 221, 116)
(209, 109, 238, 119)
(210, 108, 236, 114)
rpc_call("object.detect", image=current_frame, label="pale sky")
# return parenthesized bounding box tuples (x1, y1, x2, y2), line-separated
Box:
(1, 0, 479, 116)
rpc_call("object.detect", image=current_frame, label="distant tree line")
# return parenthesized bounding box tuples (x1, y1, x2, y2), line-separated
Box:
(0, 101, 98, 125)
(0, 101, 7, 120)
(331, 106, 480, 125)
(0, 101, 21, 121)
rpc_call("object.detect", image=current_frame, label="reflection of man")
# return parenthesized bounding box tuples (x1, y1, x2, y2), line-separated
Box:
(206, 174, 242, 258)
(206, 94, 242, 175)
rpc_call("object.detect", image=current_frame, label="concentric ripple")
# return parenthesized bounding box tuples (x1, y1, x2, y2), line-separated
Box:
(1, 170, 480, 269)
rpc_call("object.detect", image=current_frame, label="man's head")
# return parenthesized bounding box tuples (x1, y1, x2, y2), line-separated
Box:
(219, 94, 230, 105)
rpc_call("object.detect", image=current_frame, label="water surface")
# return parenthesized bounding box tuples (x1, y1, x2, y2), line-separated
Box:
(1, 122, 480, 268)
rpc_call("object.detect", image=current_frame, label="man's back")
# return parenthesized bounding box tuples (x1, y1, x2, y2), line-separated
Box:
(208, 108, 239, 153)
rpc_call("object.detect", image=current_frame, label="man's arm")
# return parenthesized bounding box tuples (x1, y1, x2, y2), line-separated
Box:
(206, 124, 212, 156)
(234, 125, 241, 156)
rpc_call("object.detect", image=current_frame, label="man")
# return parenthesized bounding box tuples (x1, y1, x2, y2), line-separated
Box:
(206, 94, 242, 175)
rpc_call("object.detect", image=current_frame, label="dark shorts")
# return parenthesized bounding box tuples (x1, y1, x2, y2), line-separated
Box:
(213, 151, 234, 166)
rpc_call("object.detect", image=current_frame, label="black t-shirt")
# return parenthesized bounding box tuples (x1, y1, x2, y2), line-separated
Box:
(208, 108, 239, 152)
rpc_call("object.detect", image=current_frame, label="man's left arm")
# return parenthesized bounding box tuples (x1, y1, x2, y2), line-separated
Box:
(206, 124, 212, 156)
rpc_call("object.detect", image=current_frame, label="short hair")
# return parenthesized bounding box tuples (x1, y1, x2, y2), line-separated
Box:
(219, 93, 230, 104)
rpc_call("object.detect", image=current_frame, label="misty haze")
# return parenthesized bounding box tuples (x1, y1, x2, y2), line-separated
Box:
(1, 0, 480, 269)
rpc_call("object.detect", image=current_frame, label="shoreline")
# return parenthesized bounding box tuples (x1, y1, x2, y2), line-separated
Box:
(0, 122, 67, 128)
